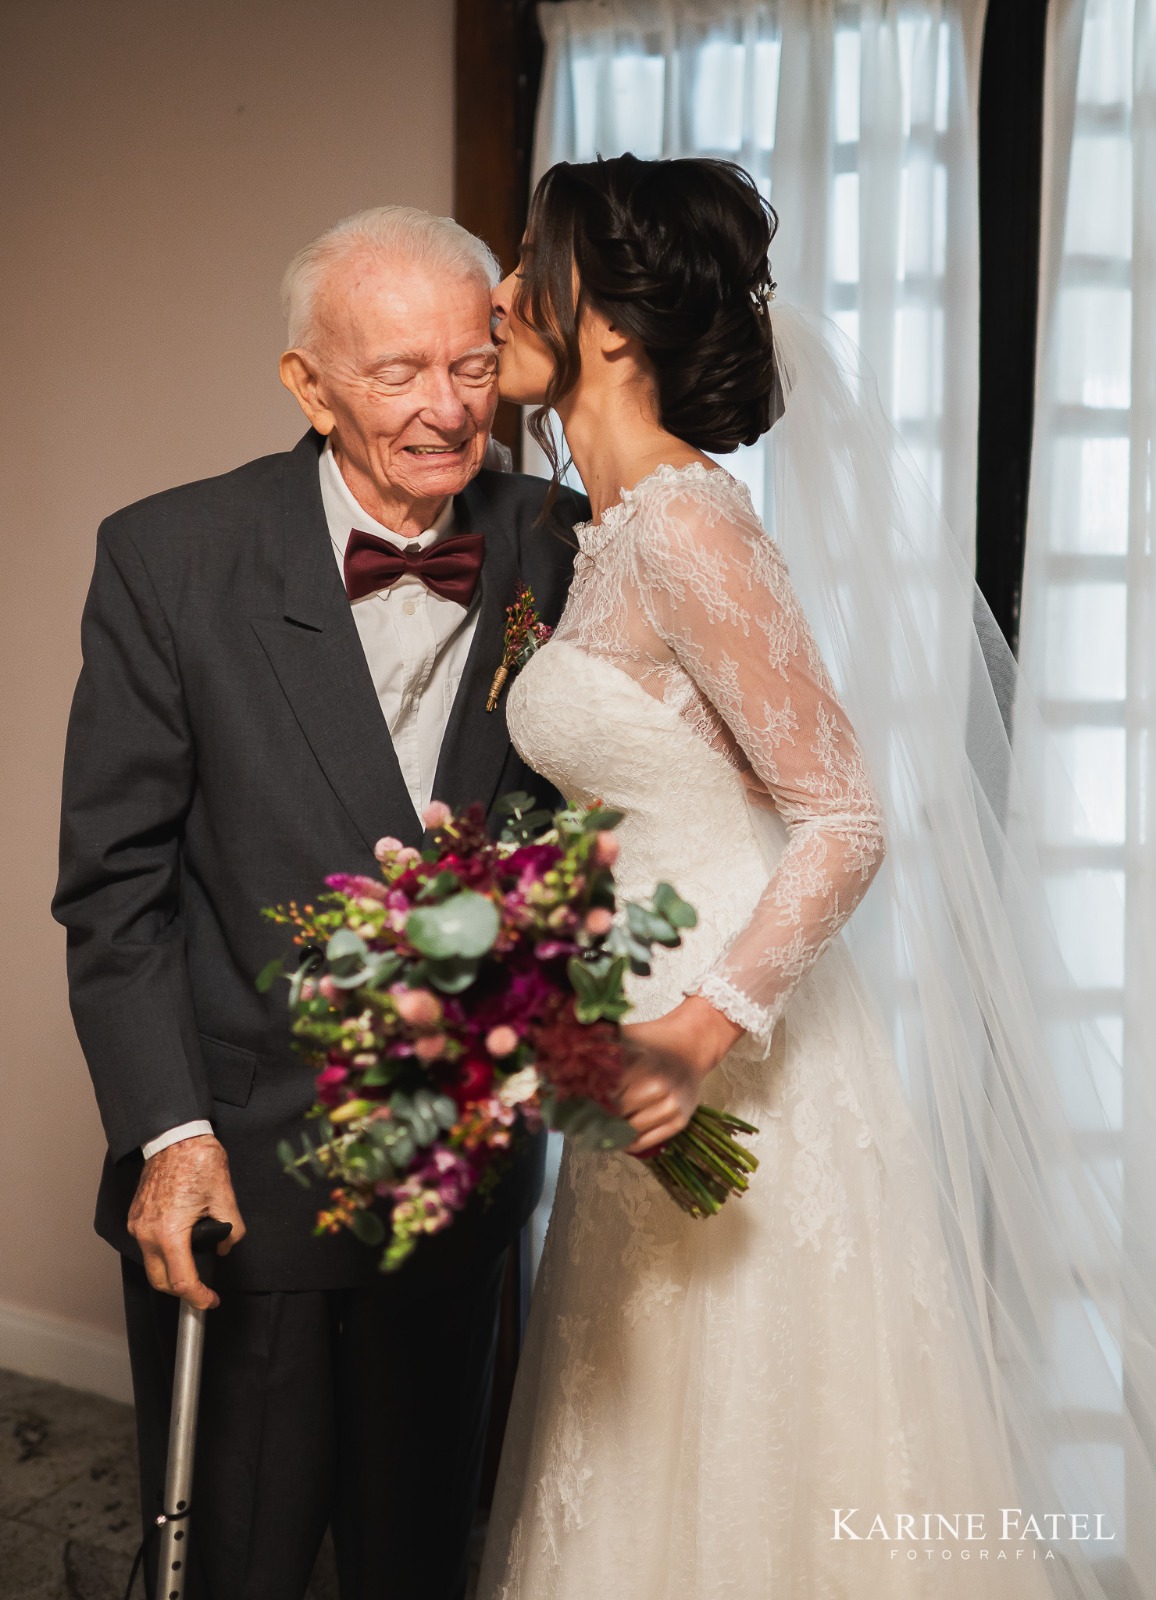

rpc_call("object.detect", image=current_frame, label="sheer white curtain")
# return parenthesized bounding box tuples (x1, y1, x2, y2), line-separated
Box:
(529, 0, 987, 561)
(1019, 0, 1156, 1585)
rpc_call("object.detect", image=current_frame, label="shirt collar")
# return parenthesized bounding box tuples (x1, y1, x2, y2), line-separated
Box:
(319, 440, 455, 558)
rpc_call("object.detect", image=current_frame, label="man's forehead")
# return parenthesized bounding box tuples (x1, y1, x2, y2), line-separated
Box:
(319, 256, 491, 354)
(328, 251, 487, 314)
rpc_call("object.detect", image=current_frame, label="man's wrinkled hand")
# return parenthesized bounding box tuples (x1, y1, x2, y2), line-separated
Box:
(128, 1135, 245, 1309)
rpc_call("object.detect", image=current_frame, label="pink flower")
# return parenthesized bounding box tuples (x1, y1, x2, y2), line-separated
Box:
(485, 1025, 519, 1058)
(318, 975, 340, 1003)
(392, 987, 443, 1027)
(299, 978, 317, 1002)
(422, 800, 453, 830)
(325, 872, 386, 899)
(315, 1063, 349, 1107)
(585, 907, 614, 936)
(374, 836, 404, 862)
(414, 1033, 447, 1062)
(592, 830, 619, 867)
(395, 847, 422, 868)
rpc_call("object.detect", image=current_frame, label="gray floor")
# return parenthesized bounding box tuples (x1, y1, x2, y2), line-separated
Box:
(0, 1367, 347, 1599)
(0, 1367, 485, 1599)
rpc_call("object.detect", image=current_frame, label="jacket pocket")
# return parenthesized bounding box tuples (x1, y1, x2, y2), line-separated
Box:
(199, 1034, 257, 1108)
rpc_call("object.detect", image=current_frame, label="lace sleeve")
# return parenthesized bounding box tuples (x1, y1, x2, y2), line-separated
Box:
(631, 478, 886, 1051)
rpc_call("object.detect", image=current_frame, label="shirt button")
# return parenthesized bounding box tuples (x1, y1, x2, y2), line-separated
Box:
(403, 600, 417, 616)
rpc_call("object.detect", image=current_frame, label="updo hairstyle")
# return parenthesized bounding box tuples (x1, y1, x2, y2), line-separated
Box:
(516, 153, 781, 483)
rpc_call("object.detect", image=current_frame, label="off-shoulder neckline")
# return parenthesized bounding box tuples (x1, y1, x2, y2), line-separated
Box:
(573, 460, 749, 556)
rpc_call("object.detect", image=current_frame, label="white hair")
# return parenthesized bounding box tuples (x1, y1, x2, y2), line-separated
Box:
(281, 205, 501, 353)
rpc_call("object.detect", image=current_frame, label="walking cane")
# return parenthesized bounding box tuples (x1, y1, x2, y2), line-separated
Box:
(153, 1215, 232, 1600)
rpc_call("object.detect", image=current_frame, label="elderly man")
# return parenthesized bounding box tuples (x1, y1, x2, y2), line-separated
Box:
(53, 207, 584, 1600)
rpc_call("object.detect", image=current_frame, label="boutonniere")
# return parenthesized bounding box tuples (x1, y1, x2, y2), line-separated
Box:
(486, 583, 553, 712)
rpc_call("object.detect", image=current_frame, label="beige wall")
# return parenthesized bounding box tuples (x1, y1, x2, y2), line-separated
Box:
(0, 0, 454, 1352)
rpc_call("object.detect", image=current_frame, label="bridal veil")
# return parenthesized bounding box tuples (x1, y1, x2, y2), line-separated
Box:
(759, 301, 1156, 1598)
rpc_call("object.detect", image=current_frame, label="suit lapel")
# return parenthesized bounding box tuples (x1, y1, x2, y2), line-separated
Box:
(429, 475, 520, 823)
(250, 432, 425, 850)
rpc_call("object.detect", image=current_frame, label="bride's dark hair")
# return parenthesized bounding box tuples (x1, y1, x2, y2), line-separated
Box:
(516, 153, 781, 485)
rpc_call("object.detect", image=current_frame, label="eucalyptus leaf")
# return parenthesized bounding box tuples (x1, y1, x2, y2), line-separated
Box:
(496, 790, 539, 817)
(350, 1210, 387, 1247)
(407, 891, 500, 960)
(363, 952, 403, 990)
(326, 928, 369, 976)
(256, 957, 284, 994)
(652, 881, 698, 930)
(432, 1095, 459, 1130)
(582, 807, 625, 832)
(543, 1092, 636, 1151)
(422, 955, 478, 994)
(626, 902, 681, 948)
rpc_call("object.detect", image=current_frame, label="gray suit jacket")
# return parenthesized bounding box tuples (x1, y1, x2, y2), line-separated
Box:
(53, 429, 584, 1292)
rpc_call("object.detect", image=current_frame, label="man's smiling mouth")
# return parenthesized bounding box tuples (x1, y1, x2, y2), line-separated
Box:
(405, 443, 467, 455)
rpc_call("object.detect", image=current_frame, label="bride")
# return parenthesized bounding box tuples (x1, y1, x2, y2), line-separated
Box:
(478, 153, 1145, 1599)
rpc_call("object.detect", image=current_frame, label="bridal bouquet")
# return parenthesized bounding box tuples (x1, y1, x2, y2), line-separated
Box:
(260, 794, 758, 1271)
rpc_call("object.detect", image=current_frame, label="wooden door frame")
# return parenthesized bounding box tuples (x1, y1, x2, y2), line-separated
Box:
(454, 0, 557, 465)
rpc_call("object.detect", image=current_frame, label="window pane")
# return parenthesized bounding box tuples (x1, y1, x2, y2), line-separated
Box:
(752, 38, 781, 148)
(1046, 438, 1130, 555)
(1048, 1017, 1125, 1130)
(1046, 726, 1126, 844)
(901, 160, 937, 278)
(1051, 1298, 1123, 1410)
(611, 54, 665, 156)
(1075, 0, 1133, 109)
(1041, 583, 1127, 700)
(1063, 134, 1133, 260)
(934, 19, 951, 134)
(693, 38, 744, 152)
(1055, 286, 1132, 409)
(834, 29, 860, 143)
(895, 305, 944, 421)
(1045, 871, 1125, 988)
(831, 172, 859, 283)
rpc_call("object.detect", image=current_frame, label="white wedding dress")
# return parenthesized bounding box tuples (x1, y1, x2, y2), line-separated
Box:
(479, 462, 1054, 1599)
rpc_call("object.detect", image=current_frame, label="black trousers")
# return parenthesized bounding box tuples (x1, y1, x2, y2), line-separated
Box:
(122, 1249, 508, 1600)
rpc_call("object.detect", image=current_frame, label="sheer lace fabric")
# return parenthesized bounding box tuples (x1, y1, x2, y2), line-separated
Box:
(480, 464, 1048, 1600)
(546, 464, 886, 1051)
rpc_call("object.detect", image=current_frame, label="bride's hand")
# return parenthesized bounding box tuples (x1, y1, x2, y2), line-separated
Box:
(618, 995, 744, 1155)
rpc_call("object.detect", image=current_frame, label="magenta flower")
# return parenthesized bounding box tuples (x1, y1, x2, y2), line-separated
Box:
(325, 872, 386, 898)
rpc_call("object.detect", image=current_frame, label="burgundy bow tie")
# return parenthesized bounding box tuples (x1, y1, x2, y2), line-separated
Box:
(344, 528, 485, 606)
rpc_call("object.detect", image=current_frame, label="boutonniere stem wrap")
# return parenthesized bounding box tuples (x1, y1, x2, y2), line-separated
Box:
(487, 583, 553, 712)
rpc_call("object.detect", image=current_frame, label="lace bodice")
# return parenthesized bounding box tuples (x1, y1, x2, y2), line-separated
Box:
(507, 462, 886, 1049)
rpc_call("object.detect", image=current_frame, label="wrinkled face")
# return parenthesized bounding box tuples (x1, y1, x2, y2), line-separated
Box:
(304, 253, 498, 505)
(491, 250, 559, 407)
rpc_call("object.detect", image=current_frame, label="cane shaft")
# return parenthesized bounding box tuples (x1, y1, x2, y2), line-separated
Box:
(156, 1301, 206, 1597)
(153, 1218, 229, 1600)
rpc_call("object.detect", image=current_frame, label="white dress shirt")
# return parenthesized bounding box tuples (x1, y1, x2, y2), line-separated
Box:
(142, 443, 481, 1160)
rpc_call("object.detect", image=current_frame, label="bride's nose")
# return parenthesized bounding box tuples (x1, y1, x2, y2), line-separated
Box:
(492, 272, 516, 319)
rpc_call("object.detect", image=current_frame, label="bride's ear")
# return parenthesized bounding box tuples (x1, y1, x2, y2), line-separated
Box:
(579, 302, 634, 363)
